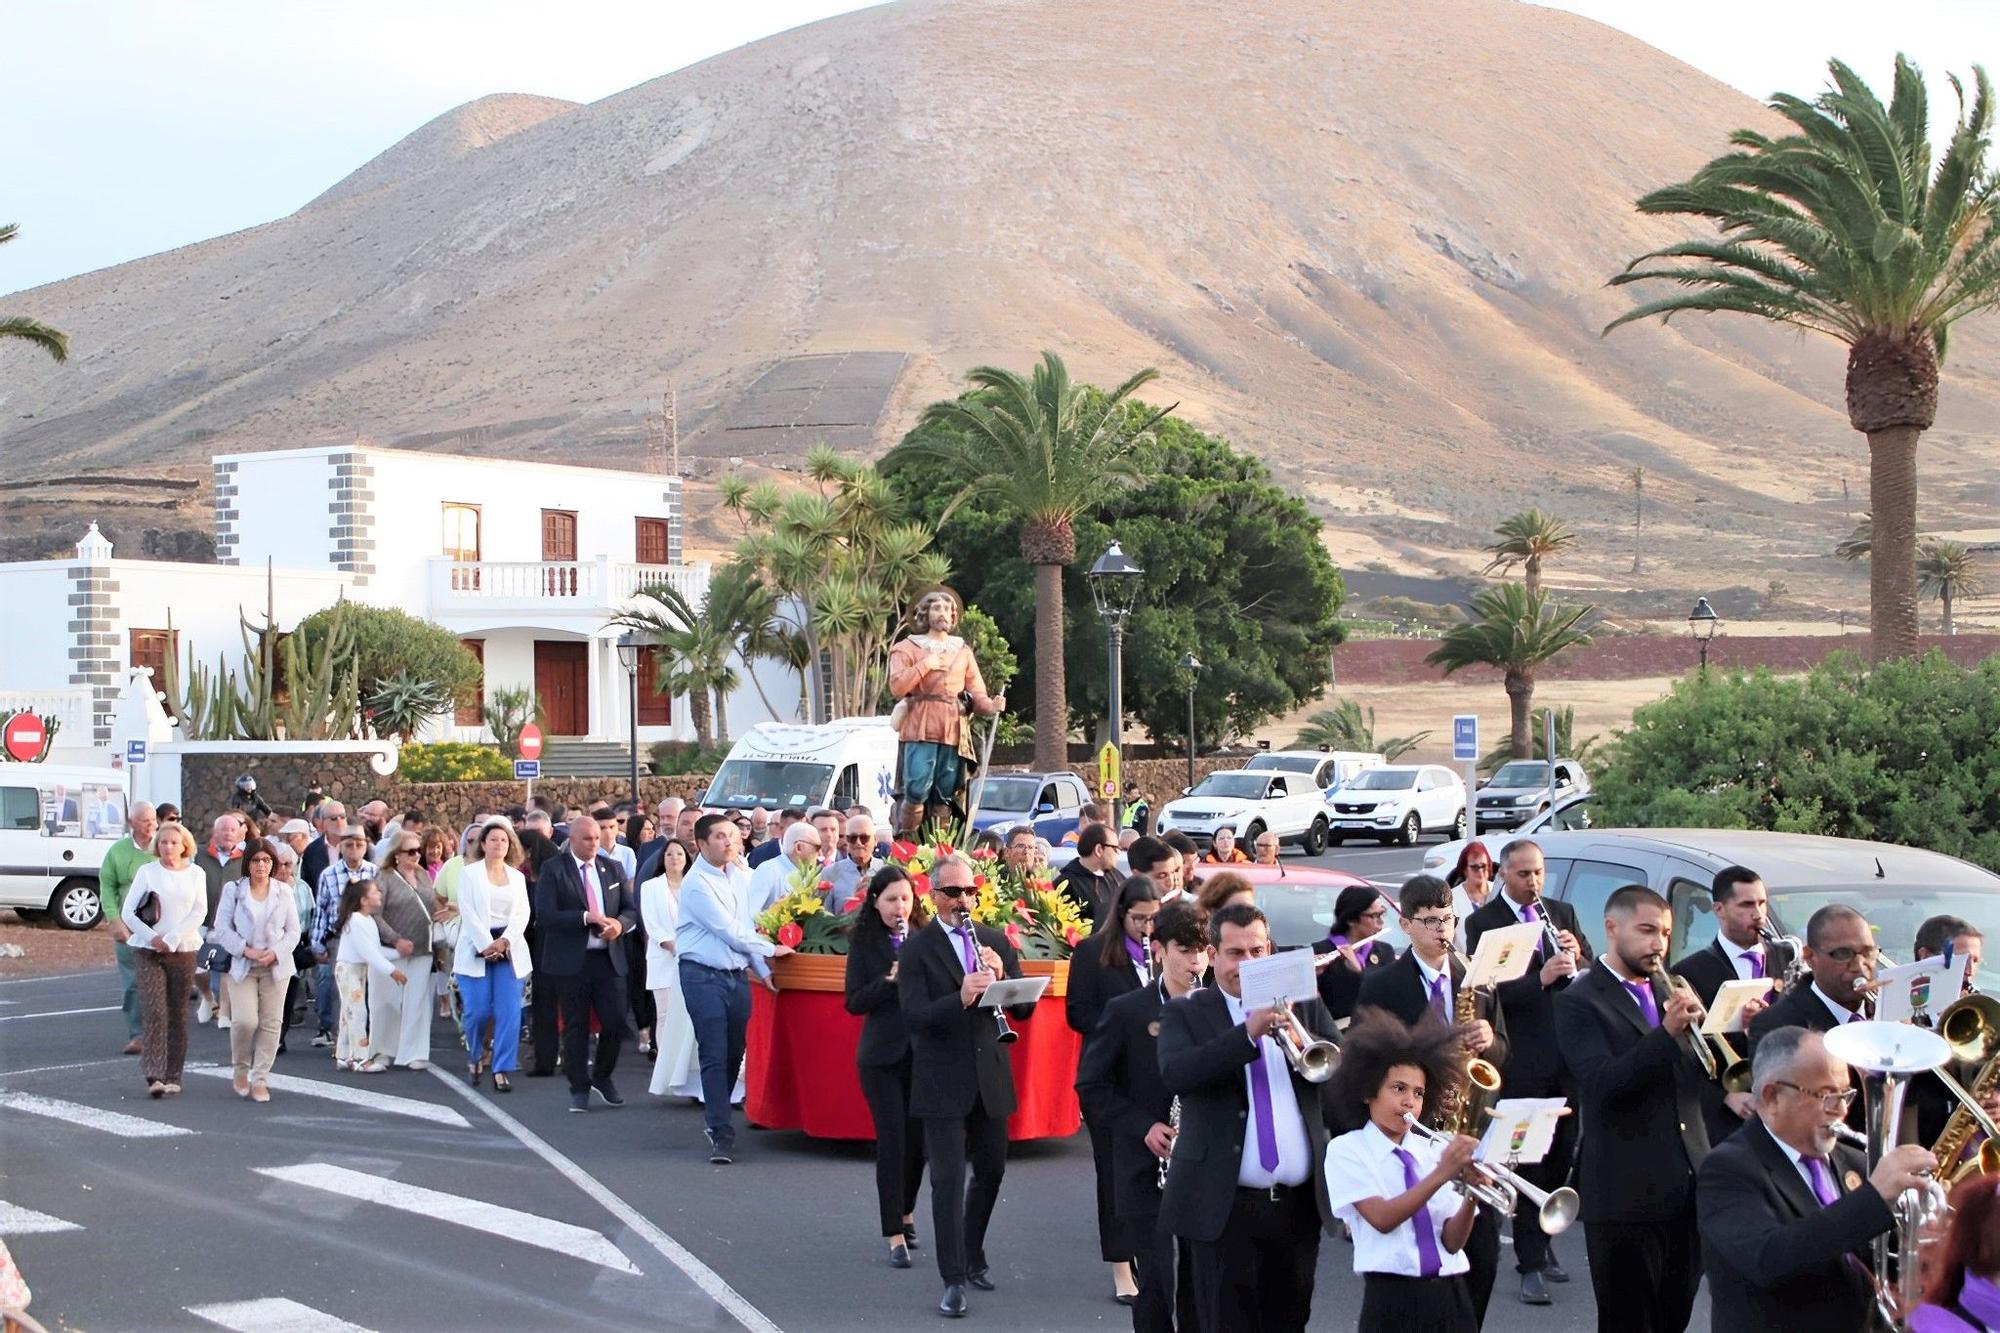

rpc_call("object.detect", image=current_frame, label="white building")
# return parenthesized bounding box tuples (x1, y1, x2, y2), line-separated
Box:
(0, 443, 800, 759)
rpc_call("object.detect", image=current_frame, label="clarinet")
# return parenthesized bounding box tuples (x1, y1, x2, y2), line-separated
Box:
(959, 907, 1017, 1044)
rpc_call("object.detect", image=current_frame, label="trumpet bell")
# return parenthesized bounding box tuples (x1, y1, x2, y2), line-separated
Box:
(1537, 1185, 1581, 1236)
(1720, 1058, 1753, 1095)
(1938, 993, 2000, 1065)
(1823, 1020, 1951, 1075)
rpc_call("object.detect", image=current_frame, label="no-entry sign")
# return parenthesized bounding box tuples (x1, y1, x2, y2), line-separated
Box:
(518, 723, 544, 762)
(3, 712, 47, 762)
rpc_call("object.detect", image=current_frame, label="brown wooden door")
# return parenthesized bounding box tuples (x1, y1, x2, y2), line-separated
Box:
(636, 645, 673, 726)
(542, 509, 578, 596)
(533, 641, 589, 735)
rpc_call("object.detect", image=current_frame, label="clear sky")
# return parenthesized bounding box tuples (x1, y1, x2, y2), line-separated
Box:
(3, 1, 1995, 294)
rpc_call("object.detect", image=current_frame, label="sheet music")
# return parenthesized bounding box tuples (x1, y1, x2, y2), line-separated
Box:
(1463, 922, 1541, 990)
(1237, 948, 1319, 1010)
(1873, 954, 1966, 1023)
(1477, 1097, 1567, 1164)
(1703, 978, 1774, 1035)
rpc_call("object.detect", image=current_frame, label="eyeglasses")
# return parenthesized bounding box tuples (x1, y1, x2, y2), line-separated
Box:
(1820, 946, 1879, 964)
(845, 834, 874, 844)
(1772, 1081, 1860, 1113)
(1406, 913, 1457, 931)
(1359, 908, 1389, 922)
(1463, 862, 1492, 876)
(397, 847, 421, 856)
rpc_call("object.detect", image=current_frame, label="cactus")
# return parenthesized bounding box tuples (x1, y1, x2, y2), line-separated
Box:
(279, 599, 361, 740)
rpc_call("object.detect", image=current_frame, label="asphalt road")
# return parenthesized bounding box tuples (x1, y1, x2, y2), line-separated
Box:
(0, 954, 1631, 1333)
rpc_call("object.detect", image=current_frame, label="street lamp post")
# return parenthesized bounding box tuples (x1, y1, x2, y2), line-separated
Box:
(1687, 597, 1720, 675)
(1178, 652, 1202, 791)
(616, 631, 642, 807)
(1087, 541, 1145, 828)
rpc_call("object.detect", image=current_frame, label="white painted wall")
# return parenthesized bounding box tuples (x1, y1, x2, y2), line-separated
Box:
(113, 561, 354, 687)
(0, 564, 79, 693)
(223, 452, 334, 570)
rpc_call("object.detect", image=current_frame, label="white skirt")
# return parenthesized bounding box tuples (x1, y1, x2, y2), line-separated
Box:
(647, 980, 742, 1102)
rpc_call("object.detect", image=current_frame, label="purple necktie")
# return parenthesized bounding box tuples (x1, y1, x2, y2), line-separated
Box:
(1248, 1040, 1280, 1172)
(1622, 978, 1661, 1028)
(1125, 936, 1148, 969)
(1522, 902, 1539, 923)
(1427, 973, 1449, 1025)
(1392, 1146, 1443, 1276)
(1328, 933, 1349, 950)
(1745, 951, 1765, 980)
(956, 926, 978, 972)
(1803, 1155, 1839, 1207)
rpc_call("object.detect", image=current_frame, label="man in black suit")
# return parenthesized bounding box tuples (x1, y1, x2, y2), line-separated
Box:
(299, 800, 343, 899)
(1464, 837, 1592, 1305)
(1746, 904, 1880, 1136)
(1057, 823, 1125, 924)
(1555, 885, 1712, 1333)
(1671, 866, 1784, 1144)
(1158, 902, 1339, 1333)
(1697, 1026, 1934, 1332)
(531, 814, 640, 1113)
(1354, 874, 1509, 1326)
(1076, 900, 1208, 1333)
(897, 852, 1038, 1319)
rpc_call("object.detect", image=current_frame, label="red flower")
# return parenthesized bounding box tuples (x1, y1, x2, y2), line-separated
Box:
(972, 847, 998, 861)
(1004, 922, 1024, 951)
(817, 881, 835, 895)
(910, 872, 931, 897)
(1064, 925, 1081, 947)
(937, 842, 955, 855)
(841, 889, 865, 913)
(891, 839, 918, 862)
(776, 922, 804, 948)
(973, 874, 987, 889)
(1012, 897, 1038, 923)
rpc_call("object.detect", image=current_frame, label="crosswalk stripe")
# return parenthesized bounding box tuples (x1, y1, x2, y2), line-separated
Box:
(0, 1004, 121, 1022)
(185, 1066, 470, 1128)
(0, 1089, 194, 1138)
(0, 1202, 83, 1235)
(255, 1164, 642, 1276)
(188, 1297, 375, 1332)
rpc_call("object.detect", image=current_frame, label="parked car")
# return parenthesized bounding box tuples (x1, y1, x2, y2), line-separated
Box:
(1158, 769, 1333, 855)
(1325, 764, 1467, 846)
(1243, 749, 1384, 794)
(1421, 794, 1596, 876)
(0, 764, 128, 929)
(1474, 758, 1590, 832)
(1234, 863, 1380, 949)
(969, 770, 1091, 842)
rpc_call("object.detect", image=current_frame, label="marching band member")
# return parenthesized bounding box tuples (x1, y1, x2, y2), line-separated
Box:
(1553, 885, 1710, 1333)
(1747, 905, 1877, 1133)
(1356, 874, 1508, 1325)
(1313, 886, 1398, 1023)
(1906, 1175, 2000, 1333)
(1464, 838, 1590, 1306)
(845, 865, 928, 1269)
(1076, 901, 1210, 1332)
(1912, 913, 1984, 997)
(1324, 1011, 1483, 1333)
(1158, 903, 1340, 1333)
(1670, 866, 1776, 1143)
(1697, 1026, 1935, 1332)
(1906, 915, 1998, 1150)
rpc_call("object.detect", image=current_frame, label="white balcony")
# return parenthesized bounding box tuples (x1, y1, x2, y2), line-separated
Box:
(426, 557, 711, 626)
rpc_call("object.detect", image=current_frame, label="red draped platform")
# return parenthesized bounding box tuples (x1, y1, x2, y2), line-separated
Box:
(744, 957, 1082, 1141)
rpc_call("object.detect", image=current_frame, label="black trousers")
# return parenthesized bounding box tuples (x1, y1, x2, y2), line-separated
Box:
(1187, 1184, 1319, 1333)
(1583, 1210, 1701, 1333)
(1508, 1078, 1578, 1274)
(858, 1055, 927, 1237)
(1465, 1203, 1500, 1325)
(555, 951, 627, 1095)
(1358, 1273, 1476, 1333)
(1085, 1110, 1134, 1263)
(1125, 1207, 1197, 1333)
(529, 965, 560, 1073)
(922, 1104, 1009, 1285)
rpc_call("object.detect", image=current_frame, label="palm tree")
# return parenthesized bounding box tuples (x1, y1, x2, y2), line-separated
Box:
(1606, 56, 2000, 661)
(1918, 539, 1985, 634)
(0, 225, 68, 362)
(903, 352, 1173, 771)
(1479, 704, 1603, 771)
(614, 580, 743, 749)
(1835, 514, 1873, 562)
(1293, 698, 1432, 760)
(1483, 509, 1578, 596)
(1426, 584, 1594, 760)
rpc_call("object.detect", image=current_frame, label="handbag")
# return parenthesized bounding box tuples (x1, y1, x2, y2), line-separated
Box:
(132, 887, 160, 928)
(196, 938, 233, 974)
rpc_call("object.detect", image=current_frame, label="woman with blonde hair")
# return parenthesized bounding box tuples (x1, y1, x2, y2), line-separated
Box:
(121, 821, 206, 1097)
(209, 842, 302, 1100)
(455, 820, 532, 1092)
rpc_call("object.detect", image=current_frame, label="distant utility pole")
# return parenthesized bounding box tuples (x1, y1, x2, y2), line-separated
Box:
(1630, 466, 1645, 575)
(642, 388, 681, 476)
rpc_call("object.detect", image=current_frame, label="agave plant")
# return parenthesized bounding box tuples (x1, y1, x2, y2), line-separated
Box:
(362, 670, 455, 741)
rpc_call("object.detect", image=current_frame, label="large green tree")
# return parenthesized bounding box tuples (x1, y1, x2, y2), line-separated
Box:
(885, 409, 1345, 749)
(613, 562, 795, 748)
(1425, 584, 1593, 760)
(294, 604, 481, 707)
(896, 352, 1170, 770)
(1606, 56, 2000, 661)
(0, 224, 67, 363)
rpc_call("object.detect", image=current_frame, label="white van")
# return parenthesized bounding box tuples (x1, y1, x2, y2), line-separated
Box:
(698, 718, 900, 826)
(0, 764, 129, 928)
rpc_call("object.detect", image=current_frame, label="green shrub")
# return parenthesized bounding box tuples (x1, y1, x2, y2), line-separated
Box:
(295, 604, 482, 707)
(398, 741, 512, 783)
(648, 741, 733, 776)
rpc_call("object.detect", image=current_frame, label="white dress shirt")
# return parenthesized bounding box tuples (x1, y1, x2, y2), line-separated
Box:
(749, 853, 803, 914)
(1411, 950, 1454, 1016)
(1325, 1121, 1471, 1277)
(1221, 989, 1312, 1189)
(1720, 937, 1767, 981)
(677, 856, 775, 979)
(1812, 981, 1864, 1025)
(1767, 1121, 1842, 1202)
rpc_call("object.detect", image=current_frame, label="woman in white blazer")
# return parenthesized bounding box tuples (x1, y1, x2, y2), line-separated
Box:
(209, 843, 303, 1100)
(122, 821, 207, 1097)
(454, 820, 532, 1092)
(644, 838, 706, 1100)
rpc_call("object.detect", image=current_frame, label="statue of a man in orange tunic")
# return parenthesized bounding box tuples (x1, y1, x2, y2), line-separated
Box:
(887, 588, 1004, 836)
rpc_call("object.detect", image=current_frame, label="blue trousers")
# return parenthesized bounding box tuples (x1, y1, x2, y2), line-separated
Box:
(457, 960, 523, 1073)
(680, 960, 750, 1142)
(113, 941, 142, 1039)
(901, 740, 963, 806)
(314, 961, 338, 1032)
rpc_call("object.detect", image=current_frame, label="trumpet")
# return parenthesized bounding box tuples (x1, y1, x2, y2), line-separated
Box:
(1402, 1114, 1581, 1234)
(1648, 959, 1750, 1088)
(1272, 1002, 1339, 1083)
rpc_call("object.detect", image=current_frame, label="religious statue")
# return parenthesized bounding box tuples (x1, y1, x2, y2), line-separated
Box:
(887, 588, 1004, 837)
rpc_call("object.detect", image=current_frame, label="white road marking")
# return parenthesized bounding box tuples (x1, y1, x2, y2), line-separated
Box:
(0, 1004, 120, 1022)
(0, 1057, 127, 1080)
(188, 1297, 375, 1332)
(0, 1089, 194, 1138)
(185, 1066, 469, 1128)
(429, 1067, 782, 1332)
(0, 1202, 83, 1235)
(0, 969, 112, 985)
(256, 1163, 641, 1276)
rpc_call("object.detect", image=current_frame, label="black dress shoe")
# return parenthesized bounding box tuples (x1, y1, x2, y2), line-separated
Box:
(966, 1268, 994, 1292)
(938, 1284, 967, 1318)
(1114, 1293, 1137, 1307)
(1543, 1260, 1570, 1284)
(903, 1223, 920, 1250)
(1520, 1271, 1553, 1305)
(888, 1244, 912, 1269)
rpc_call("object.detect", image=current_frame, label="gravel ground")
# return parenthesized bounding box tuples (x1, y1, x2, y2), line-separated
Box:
(0, 911, 116, 977)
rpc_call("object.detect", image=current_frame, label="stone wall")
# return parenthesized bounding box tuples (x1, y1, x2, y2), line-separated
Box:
(384, 776, 713, 831)
(179, 750, 387, 826)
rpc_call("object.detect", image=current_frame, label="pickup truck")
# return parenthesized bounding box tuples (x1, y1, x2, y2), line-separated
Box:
(1156, 769, 1332, 856)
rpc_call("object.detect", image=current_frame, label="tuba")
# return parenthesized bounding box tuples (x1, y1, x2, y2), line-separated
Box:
(1928, 993, 2000, 1183)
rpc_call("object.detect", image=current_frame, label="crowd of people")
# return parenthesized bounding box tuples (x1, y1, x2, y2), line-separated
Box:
(86, 781, 2000, 1333)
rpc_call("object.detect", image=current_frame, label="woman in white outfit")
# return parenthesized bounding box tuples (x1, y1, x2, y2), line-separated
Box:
(122, 822, 207, 1097)
(644, 838, 706, 1099)
(454, 820, 531, 1092)
(332, 878, 406, 1071)
(209, 843, 302, 1100)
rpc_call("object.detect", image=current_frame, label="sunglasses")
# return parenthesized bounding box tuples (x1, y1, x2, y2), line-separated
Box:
(397, 846, 421, 855)
(940, 886, 979, 899)
(845, 834, 875, 844)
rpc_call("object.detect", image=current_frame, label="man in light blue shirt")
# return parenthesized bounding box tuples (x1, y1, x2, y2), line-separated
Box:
(678, 812, 794, 1163)
(824, 812, 886, 910)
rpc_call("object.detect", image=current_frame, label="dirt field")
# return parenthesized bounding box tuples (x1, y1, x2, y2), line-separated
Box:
(0, 912, 116, 978)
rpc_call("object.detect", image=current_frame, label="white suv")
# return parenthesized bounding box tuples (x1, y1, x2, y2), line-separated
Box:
(1326, 764, 1467, 846)
(1158, 769, 1333, 856)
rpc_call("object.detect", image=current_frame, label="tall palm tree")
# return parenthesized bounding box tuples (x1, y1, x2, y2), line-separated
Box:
(613, 577, 750, 750)
(903, 352, 1173, 771)
(0, 225, 68, 362)
(1606, 56, 2000, 661)
(1293, 697, 1432, 760)
(1426, 584, 1594, 760)
(1483, 509, 1577, 596)
(1917, 539, 1985, 634)
(1834, 513, 1873, 562)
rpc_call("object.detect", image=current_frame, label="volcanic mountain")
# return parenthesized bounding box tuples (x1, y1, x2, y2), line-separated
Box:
(5, 0, 1998, 593)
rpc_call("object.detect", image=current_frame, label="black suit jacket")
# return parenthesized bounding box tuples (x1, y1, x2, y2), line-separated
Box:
(897, 919, 1036, 1120)
(1672, 936, 1794, 1009)
(1465, 894, 1593, 1090)
(1554, 962, 1710, 1223)
(1156, 987, 1340, 1244)
(530, 854, 640, 977)
(1067, 928, 1146, 1039)
(1747, 983, 1871, 1131)
(300, 836, 331, 893)
(1697, 1120, 1891, 1333)
(1353, 949, 1510, 1072)
(1312, 935, 1397, 1021)
(845, 927, 913, 1068)
(1075, 982, 1175, 1221)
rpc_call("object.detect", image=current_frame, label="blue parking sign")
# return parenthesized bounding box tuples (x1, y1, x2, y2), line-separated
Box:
(126, 739, 148, 765)
(514, 759, 541, 781)
(1452, 715, 1478, 762)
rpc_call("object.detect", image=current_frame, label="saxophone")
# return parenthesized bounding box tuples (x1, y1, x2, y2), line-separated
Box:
(1929, 993, 2000, 1183)
(1437, 981, 1503, 1136)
